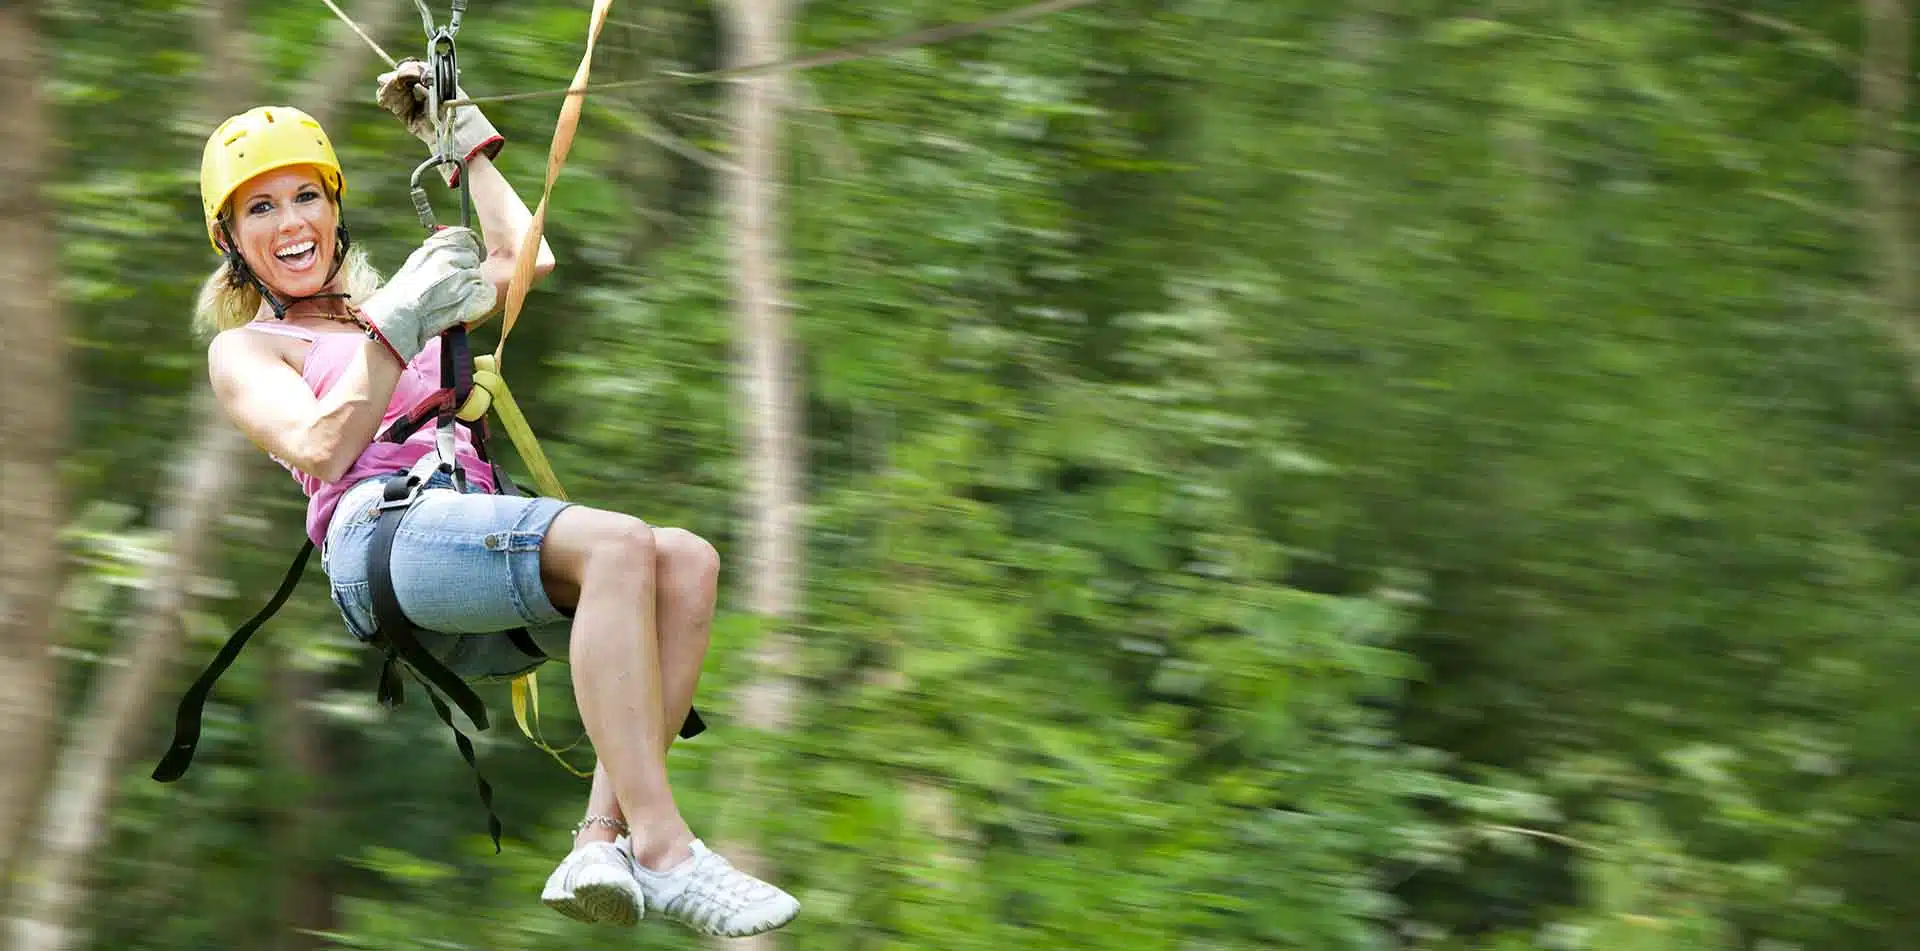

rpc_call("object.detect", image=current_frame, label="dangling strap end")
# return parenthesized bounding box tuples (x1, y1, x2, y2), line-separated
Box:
(378, 655, 406, 709)
(151, 743, 197, 784)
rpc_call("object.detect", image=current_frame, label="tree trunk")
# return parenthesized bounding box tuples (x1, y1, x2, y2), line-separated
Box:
(7, 403, 247, 951)
(5, 3, 408, 948)
(726, 0, 802, 642)
(715, 0, 802, 945)
(0, 0, 66, 916)
(268, 653, 335, 951)
(1859, 0, 1920, 392)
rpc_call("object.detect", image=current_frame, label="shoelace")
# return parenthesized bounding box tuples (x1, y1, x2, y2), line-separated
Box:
(664, 854, 777, 921)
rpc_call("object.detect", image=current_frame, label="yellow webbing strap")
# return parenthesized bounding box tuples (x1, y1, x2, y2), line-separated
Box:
(461, 356, 567, 501)
(457, 358, 590, 778)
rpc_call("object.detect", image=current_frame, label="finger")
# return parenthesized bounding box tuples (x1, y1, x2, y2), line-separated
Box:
(429, 225, 478, 247)
(437, 226, 486, 257)
(466, 276, 497, 306)
(428, 237, 484, 270)
(464, 282, 499, 318)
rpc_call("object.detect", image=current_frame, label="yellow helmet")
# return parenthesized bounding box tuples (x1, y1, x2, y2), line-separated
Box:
(199, 105, 345, 251)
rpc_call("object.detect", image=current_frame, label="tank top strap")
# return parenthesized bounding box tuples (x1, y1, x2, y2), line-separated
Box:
(241, 320, 319, 343)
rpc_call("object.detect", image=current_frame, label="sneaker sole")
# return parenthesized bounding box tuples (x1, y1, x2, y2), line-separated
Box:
(543, 881, 643, 927)
(717, 909, 799, 938)
(663, 901, 800, 938)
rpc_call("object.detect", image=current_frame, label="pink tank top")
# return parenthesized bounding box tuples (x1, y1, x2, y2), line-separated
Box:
(244, 320, 497, 545)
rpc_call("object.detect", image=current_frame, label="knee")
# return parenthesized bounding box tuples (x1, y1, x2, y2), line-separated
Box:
(585, 515, 658, 578)
(654, 527, 720, 587)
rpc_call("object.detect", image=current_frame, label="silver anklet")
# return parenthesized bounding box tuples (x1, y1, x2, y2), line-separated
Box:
(574, 814, 630, 837)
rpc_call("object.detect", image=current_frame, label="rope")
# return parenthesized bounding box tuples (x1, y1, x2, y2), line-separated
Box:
(320, 0, 397, 68)
(322, 0, 1100, 109)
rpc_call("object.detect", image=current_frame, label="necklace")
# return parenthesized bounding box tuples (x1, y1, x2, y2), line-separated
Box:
(277, 294, 360, 326)
(278, 301, 402, 364)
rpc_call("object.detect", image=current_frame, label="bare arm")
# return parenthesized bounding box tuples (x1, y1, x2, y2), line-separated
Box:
(374, 61, 556, 318)
(464, 152, 556, 315)
(207, 330, 404, 483)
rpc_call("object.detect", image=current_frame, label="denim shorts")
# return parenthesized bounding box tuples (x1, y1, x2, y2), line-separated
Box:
(320, 466, 576, 682)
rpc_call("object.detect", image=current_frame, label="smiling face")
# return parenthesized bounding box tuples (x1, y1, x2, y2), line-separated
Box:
(222, 165, 340, 301)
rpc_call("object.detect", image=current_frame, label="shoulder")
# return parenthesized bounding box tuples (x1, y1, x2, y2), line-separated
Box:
(208, 326, 250, 359)
(207, 326, 299, 382)
(207, 326, 267, 364)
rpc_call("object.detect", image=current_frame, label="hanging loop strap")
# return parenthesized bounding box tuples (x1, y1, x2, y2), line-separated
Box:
(152, 540, 315, 783)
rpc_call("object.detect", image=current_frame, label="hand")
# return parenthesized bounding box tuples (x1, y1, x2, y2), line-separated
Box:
(356, 226, 497, 364)
(376, 58, 505, 185)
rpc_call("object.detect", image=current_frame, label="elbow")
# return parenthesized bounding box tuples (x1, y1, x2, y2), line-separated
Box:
(482, 240, 556, 301)
(291, 451, 353, 486)
(313, 453, 358, 485)
(534, 238, 556, 279)
(291, 434, 364, 485)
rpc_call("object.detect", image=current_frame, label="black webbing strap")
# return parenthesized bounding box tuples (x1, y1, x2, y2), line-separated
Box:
(365, 468, 509, 852)
(365, 472, 492, 733)
(420, 670, 504, 851)
(436, 328, 471, 491)
(152, 539, 315, 783)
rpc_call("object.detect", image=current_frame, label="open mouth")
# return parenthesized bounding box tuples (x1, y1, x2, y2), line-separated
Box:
(274, 239, 318, 270)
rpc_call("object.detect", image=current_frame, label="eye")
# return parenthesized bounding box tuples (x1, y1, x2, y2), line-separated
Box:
(296, 189, 322, 203)
(247, 199, 272, 215)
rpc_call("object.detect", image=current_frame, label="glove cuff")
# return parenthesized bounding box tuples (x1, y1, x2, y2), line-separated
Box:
(348, 306, 416, 366)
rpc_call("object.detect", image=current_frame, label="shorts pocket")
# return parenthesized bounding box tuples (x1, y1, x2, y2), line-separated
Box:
(329, 580, 378, 643)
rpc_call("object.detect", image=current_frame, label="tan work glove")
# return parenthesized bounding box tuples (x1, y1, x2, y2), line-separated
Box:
(355, 226, 497, 364)
(376, 58, 504, 187)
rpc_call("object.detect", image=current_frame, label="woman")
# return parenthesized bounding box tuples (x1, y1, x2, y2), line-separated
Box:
(195, 61, 799, 938)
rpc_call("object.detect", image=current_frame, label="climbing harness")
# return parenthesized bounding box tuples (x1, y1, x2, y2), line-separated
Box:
(154, 0, 704, 855)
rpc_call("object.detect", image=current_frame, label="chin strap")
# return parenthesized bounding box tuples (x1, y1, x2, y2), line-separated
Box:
(218, 216, 356, 320)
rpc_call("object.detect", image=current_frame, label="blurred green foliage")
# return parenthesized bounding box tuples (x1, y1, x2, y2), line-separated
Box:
(22, 0, 1920, 948)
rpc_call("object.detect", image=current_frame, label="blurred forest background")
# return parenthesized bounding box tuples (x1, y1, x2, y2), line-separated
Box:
(3, 0, 1919, 949)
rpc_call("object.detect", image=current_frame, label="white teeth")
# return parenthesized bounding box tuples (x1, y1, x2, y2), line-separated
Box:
(275, 240, 316, 259)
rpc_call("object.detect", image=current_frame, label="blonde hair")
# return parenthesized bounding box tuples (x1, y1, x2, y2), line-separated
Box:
(193, 231, 383, 336)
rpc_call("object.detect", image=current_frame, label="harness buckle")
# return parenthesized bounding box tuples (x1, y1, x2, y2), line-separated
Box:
(377, 482, 421, 512)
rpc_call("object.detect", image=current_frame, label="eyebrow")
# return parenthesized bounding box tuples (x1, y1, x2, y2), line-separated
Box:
(242, 184, 322, 204)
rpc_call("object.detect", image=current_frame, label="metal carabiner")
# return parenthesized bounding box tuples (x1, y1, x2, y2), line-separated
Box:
(413, 0, 463, 42)
(407, 154, 472, 233)
(408, 1, 469, 234)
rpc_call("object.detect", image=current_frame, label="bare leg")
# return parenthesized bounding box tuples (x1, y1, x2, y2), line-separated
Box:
(539, 508, 694, 870)
(537, 509, 795, 937)
(647, 528, 720, 749)
(573, 763, 623, 848)
(569, 528, 719, 854)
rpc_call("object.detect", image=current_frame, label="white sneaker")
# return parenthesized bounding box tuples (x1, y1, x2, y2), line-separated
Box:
(628, 839, 800, 938)
(541, 840, 645, 926)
